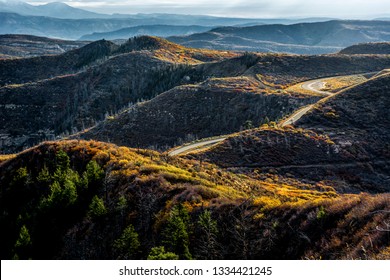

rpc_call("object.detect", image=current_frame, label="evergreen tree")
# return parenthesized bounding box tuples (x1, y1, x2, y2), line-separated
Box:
(85, 160, 104, 185)
(55, 150, 70, 173)
(14, 225, 32, 259)
(163, 204, 192, 259)
(113, 224, 140, 259)
(88, 195, 107, 218)
(15, 225, 31, 248)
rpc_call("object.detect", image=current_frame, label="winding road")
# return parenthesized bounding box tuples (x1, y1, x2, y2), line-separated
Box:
(167, 73, 371, 156)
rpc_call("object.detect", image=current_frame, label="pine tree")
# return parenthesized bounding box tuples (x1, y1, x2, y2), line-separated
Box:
(14, 225, 32, 259)
(55, 150, 70, 173)
(163, 204, 192, 259)
(113, 224, 140, 259)
(88, 195, 107, 218)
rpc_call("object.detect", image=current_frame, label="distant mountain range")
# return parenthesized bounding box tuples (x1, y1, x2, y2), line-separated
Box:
(2, 1, 390, 55)
(169, 20, 390, 54)
(0, 1, 343, 42)
(79, 25, 213, 41)
(0, 1, 338, 23)
(0, 1, 111, 19)
(0, 12, 257, 40)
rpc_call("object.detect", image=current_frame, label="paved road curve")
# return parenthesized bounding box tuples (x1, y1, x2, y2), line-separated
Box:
(279, 104, 314, 127)
(168, 138, 227, 156)
(301, 80, 331, 95)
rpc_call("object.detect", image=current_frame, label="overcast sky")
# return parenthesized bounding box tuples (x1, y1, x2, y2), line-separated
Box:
(4, 0, 390, 18)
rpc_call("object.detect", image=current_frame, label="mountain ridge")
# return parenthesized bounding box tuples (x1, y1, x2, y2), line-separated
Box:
(79, 25, 213, 41)
(0, 1, 110, 19)
(340, 42, 390, 54)
(169, 20, 390, 54)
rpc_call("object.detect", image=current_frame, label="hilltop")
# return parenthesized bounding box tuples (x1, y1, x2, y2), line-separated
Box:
(340, 42, 390, 54)
(113, 36, 236, 63)
(169, 20, 390, 54)
(0, 140, 389, 260)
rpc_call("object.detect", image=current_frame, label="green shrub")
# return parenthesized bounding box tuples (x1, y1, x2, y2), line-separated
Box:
(11, 167, 30, 187)
(317, 206, 326, 220)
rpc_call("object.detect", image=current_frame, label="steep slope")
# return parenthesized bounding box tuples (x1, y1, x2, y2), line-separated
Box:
(0, 140, 389, 260)
(169, 20, 390, 54)
(190, 74, 390, 193)
(77, 76, 316, 150)
(340, 42, 390, 54)
(0, 34, 87, 59)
